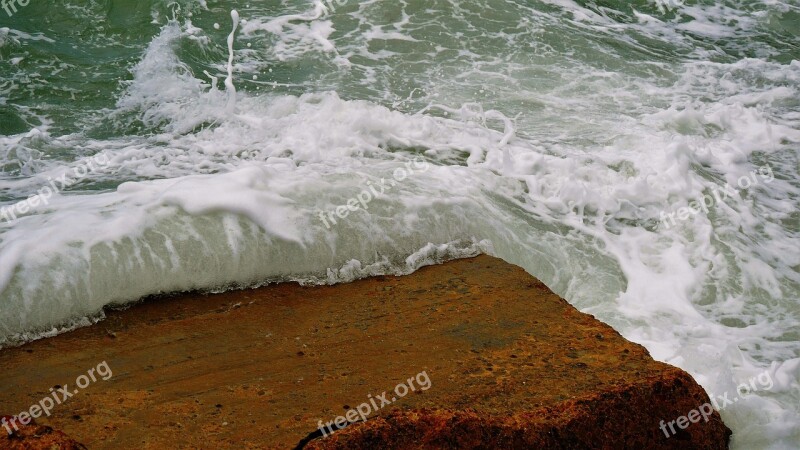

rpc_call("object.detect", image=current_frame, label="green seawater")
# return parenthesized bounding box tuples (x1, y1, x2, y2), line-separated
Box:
(1, 1, 799, 448)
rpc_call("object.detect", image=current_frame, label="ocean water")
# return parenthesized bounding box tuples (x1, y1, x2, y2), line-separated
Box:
(1, 0, 798, 446)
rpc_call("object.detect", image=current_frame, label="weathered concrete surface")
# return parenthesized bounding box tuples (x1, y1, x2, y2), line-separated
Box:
(0, 255, 730, 449)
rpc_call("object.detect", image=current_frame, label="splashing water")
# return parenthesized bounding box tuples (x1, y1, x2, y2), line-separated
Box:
(225, 9, 239, 113)
(0, 1, 799, 447)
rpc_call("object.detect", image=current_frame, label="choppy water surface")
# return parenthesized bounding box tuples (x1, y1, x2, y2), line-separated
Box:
(1, 1, 799, 447)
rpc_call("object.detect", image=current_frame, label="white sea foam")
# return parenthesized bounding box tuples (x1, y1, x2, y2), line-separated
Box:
(1, 1, 798, 447)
